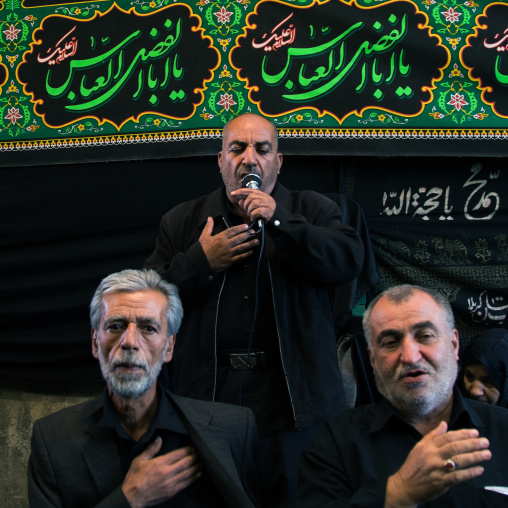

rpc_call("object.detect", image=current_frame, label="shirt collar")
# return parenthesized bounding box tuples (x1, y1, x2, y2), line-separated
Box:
(84, 386, 188, 437)
(370, 386, 478, 434)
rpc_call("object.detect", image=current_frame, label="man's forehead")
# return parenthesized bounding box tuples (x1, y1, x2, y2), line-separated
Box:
(370, 292, 443, 331)
(225, 117, 276, 142)
(101, 290, 167, 318)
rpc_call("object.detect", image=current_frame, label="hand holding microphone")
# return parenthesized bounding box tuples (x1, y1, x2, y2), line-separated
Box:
(231, 173, 277, 225)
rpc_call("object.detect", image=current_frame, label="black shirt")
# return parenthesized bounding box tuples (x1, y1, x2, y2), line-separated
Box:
(215, 200, 293, 435)
(85, 389, 222, 507)
(297, 389, 508, 507)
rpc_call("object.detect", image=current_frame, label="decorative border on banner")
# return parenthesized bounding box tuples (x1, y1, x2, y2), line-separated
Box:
(1, 127, 508, 151)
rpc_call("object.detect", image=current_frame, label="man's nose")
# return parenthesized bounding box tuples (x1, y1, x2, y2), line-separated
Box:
(242, 145, 257, 166)
(399, 337, 422, 364)
(120, 324, 140, 350)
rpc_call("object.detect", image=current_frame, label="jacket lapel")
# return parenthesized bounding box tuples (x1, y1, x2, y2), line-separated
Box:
(79, 397, 125, 499)
(171, 395, 255, 507)
(81, 429, 125, 497)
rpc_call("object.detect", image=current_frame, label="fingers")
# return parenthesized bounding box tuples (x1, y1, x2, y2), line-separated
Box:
(199, 216, 214, 239)
(164, 449, 203, 489)
(434, 427, 489, 464)
(434, 426, 479, 446)
(123, 445, 203, 507)
(449, 449, 492, 471)
(231, 188, 276, 221)
(140, 436, 163, 459)
(431, 427, 491, 486)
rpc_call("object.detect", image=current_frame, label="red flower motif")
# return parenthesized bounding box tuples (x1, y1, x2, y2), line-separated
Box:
(217, 93, 236, 111)
(214, 6, 233, 24)
(447, 93, 468, 111)
(3, 24, 22, 41)
(442, 7, 461, 23)
(5, 107, 22, 124)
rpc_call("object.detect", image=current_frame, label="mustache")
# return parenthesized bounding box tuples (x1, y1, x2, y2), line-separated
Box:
(396, 362, 432, 380)
(110, 351, 148, 372)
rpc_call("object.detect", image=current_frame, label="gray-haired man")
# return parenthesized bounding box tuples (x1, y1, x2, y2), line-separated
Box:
(28, 269, 259, 508)
(298, 284, 508, 507)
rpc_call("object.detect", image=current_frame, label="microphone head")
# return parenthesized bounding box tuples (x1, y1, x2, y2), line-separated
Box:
(242, 173, 262, 190)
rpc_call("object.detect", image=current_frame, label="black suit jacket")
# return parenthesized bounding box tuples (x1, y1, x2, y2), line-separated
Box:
(28, 390, 259, 507)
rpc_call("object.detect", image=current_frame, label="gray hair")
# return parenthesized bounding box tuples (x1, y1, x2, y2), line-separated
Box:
(222, 113, 279, 151)
(362, 284, 456, 346)
(90, 269, 183, 336)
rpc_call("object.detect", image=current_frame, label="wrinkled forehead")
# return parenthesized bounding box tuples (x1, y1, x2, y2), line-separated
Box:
(101, 290, 167, 321)
(370, 292, 445, 335)
(224, 116, 277, 145)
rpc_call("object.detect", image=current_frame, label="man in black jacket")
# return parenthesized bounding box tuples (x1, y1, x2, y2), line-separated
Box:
(298, 285, 508, 507)
(144, 113, 364, 507)
(28, 269, 259, 508)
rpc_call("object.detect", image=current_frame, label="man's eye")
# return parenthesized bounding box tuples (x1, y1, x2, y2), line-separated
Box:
(381, 339, 397, 349)
(464, 371, 474, 382)
(107, 324, 121, 332)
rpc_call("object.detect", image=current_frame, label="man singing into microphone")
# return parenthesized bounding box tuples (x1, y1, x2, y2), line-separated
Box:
(144, 113, 364, 507)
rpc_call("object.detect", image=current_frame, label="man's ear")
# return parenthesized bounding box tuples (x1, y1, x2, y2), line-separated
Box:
(451, 329, 460, 361)
(91, 329, 99, 360)
(218, 151, 223, 171)
(277, 153, 283, 173)
(368, 346, 375, 369)
(164, 335, 176, 363)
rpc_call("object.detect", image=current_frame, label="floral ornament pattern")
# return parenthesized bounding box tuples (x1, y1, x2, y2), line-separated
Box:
(208, 79, 245, 122)
(0, 0, 39, 136)
(220, 64, 233, 78)
(6, 54, 18, 68)
(0, 95, 39, 135)
(442, 6, 461, 23)
(214, 6, 233, 24)
(217, 92, 236, 111)
(199, 109, 214, 120)
(275, 112, 325, 126)
(217, 37, 231, 52)
(5, 105, 22, 123)
(204, 1, 244, 38)
(3, 24, 21, 41)
(7, 80, 19, 93)
(432, 78, 481, 124)
(358, 112, 409, 125)
(446, 37, 461, 50)
(54, 4, 99, 16)
(447, 92, 469, 111)
(428, 0, 476, 38)
(449, 63, 464, 78)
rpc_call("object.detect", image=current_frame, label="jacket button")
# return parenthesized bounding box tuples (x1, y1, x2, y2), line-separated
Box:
(208, 275, 214, 281)
(274, 220, 280, 226)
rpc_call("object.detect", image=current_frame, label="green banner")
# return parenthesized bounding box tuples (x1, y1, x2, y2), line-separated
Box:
(1, 0, 507, 164)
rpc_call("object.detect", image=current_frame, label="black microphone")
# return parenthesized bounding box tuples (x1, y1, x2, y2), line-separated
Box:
(241, 173, 263, 231)
(242, 173, 262, 190)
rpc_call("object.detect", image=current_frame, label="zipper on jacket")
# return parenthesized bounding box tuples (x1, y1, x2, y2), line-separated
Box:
(268, 262, 299, 428)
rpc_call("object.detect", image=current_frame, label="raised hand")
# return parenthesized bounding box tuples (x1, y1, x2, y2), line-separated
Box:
(385, 421, 491, 508)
